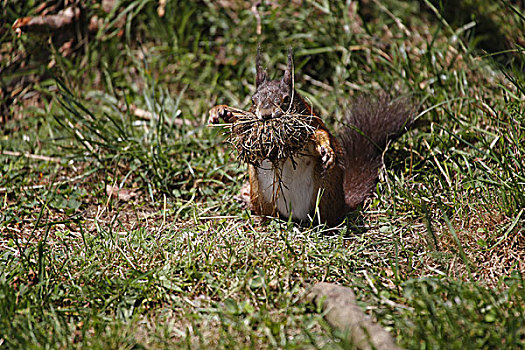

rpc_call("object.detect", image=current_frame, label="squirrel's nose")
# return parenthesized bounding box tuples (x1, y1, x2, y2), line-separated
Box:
(256, 108, 281, 120)
(256, 107, 273, 120)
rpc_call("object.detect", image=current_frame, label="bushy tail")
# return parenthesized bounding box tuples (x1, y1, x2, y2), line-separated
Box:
(339, 93, 413, 210)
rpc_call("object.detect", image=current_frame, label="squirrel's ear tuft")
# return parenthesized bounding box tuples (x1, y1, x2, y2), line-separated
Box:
(256, 46, 267, 87)
(282, 47, 294, 87)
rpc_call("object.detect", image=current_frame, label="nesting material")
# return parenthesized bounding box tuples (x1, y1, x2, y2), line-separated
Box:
(224, 107, 318, 166)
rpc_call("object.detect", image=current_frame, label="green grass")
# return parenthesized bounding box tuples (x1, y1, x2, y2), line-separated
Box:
(1, 0, 524, 348)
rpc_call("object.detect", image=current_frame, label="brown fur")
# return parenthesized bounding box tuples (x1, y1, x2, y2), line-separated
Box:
(340, 93, 413, 210)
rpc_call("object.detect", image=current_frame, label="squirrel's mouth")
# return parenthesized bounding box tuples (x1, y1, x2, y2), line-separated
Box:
(228, 107, 317, 166)
(255, 108, 283, 120)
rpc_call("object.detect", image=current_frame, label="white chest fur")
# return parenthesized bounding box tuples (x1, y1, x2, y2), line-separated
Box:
(256, 155, 318, 221)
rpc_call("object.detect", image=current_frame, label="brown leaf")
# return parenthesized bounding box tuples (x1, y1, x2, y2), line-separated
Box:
(12, 6, 80, 33)
(106, 185, 138, 202)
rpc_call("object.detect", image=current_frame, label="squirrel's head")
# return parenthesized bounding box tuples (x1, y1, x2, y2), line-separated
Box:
(251, 48, 309, 120)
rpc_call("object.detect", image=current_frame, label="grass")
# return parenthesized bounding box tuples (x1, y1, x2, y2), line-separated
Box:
(1, 0, 524, 348)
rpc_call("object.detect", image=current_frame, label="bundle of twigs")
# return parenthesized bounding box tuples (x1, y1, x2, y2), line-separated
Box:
(224, 107, 317, 166)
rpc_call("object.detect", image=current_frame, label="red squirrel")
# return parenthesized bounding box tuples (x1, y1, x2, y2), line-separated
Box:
(209, 49, 412, 226)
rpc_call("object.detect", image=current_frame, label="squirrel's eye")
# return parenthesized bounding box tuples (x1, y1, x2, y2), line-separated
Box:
(283, 96, 290, 105)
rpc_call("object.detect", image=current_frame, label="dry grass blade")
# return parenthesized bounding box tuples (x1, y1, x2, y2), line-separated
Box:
(225, 106, 318, 166)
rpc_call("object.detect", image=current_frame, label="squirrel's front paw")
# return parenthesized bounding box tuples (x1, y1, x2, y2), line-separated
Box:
(318, 144, 336, 170)
(208, 105, 233, 124)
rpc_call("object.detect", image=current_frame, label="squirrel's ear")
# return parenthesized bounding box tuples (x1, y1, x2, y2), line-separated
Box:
(256, 47, 267, 87)
(282, 47, 294, 87)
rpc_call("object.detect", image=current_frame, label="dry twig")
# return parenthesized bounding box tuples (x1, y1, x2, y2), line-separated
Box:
(225, 106, 317, 166)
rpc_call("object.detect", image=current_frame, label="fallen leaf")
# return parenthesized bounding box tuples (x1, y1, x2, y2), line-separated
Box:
(106, 185, 138, 201)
